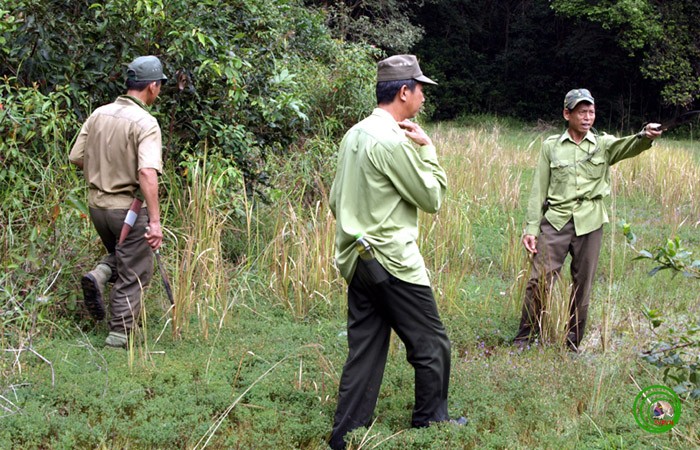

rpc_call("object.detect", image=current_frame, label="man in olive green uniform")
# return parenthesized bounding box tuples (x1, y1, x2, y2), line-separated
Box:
(70, 56, 166, 348)
(513, 88, 663, 352)
(328, 55, 465, 450)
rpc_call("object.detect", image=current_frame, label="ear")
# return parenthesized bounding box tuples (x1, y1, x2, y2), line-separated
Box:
(562, 108, 570, 121)
(398, 84, 409, 102)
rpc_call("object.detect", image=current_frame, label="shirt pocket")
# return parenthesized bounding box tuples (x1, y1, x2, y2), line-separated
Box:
(549, 161, 570, 188)
(581, 155, 607, 179)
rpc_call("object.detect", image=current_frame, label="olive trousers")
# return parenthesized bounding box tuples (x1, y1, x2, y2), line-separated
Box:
(88, 207, 154, 333)
(514, 219, 603, 348)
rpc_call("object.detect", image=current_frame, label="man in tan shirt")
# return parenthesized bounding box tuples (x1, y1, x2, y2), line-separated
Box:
(69, 55, 166, 348)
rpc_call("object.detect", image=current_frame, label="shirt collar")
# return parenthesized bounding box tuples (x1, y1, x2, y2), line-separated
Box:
(371, 107, 403, 132)
(372, 107, 397, 120)
(118, 95, 149, 111)
(559, 129, 597, 146)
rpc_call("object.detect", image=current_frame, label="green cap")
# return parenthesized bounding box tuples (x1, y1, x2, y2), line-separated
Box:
(564, 88, 594, 110)
(126, 56, 167, 82)
(377, 55, 437, 85)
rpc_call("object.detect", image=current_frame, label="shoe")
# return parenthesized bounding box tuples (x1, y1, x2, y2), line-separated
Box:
(413, 417, 469, 428)
(566, 341, 580, 353)
(449, 416, 468, 426)
(566, 334, 580, 353)
(81, 264, 111, 320)
(105, 331, 128, 348)
(82, 273, 105, 320)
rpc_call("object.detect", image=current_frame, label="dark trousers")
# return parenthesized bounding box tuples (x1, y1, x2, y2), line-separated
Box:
(89, 207, 154, 333)
(514, 219, 603, 347)
(329, 259, 451, 450)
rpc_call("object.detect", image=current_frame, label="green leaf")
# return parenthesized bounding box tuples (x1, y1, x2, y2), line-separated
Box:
(648, 266, 668, 276)
(673, 384, 688, 395)
(637, 250, 653, 259)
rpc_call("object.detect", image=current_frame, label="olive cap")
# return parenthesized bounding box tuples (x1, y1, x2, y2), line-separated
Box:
(126, 56, 167, 82)
(564, 88, 594, 110)
(377, 55, 437, 85)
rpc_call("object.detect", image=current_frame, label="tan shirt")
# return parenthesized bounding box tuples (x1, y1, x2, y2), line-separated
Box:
(69, 96, 163, 209)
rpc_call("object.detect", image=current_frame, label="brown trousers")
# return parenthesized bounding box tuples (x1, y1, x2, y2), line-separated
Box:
(89, 207, 154, 333)
(514, 219, 603, 347)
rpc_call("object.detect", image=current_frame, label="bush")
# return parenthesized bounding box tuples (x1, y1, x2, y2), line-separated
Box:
(0, 0, 378, 343)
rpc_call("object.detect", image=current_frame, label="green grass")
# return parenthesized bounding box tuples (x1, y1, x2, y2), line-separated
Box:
(1, 120, 698, 449)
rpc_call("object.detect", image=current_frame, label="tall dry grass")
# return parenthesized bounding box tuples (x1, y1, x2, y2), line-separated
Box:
(612, 141, 700, 225)
(421, 122, 531, 311)
(430, 122, 526, 212)
(261, 195, 343, 319)
(169, 160, 232, 339)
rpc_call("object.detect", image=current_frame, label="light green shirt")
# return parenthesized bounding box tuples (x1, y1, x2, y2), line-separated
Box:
(525, 129, 653, 237)
(330, 108, 448, 285)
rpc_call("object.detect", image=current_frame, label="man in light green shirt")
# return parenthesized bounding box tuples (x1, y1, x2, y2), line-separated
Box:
(513, 88, 663, 352)
(328, 55, 465, 450)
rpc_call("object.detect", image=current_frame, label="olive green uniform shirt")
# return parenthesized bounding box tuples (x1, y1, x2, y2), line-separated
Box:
(69, 95, 163, 209)
(330, 108, 448, 286)
(525, 130, 653, 237)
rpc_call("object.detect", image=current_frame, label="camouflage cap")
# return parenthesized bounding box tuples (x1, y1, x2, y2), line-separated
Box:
(377, 55, 437, 85)
(126, 56, 167, 82)
(564, 88, 594, 110)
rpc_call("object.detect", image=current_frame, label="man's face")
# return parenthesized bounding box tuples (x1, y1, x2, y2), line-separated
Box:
(564, 102, 595, 136)
(404, 83, 425, 118)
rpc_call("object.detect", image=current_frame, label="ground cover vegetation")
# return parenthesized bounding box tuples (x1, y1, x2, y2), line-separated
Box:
(2, 0, 699, 448)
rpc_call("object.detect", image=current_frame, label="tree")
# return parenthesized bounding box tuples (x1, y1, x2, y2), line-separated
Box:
(413, 0, 661, 128)
(551, 0, 700, 108)
(305, 0, 425, 53)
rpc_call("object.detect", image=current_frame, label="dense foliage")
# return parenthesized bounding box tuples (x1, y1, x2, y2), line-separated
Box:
(305, 0, 425, 53)
(1, 0, 378, 198)
(552, 0, 700, 108)
(413, 0, 699, 130)
(0, 0, 377, 354)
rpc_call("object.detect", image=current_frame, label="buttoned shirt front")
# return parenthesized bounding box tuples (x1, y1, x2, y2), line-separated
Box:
(525, 129, 653, 237)
(69, 95, 163, 209)
(330, 108, 448, 286)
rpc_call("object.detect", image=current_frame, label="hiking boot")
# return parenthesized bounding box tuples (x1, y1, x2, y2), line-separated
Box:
(81, 264, 111, 320)
(105, 331, 128, 348)
(566, 333, 581, 353)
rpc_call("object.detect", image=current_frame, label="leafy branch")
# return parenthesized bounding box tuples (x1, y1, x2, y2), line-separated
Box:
(621, 221, 700, 279)
(621, 221, 700, 399)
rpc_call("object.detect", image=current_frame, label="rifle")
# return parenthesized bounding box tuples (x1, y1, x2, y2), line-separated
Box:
(651, 110, 700, 132)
